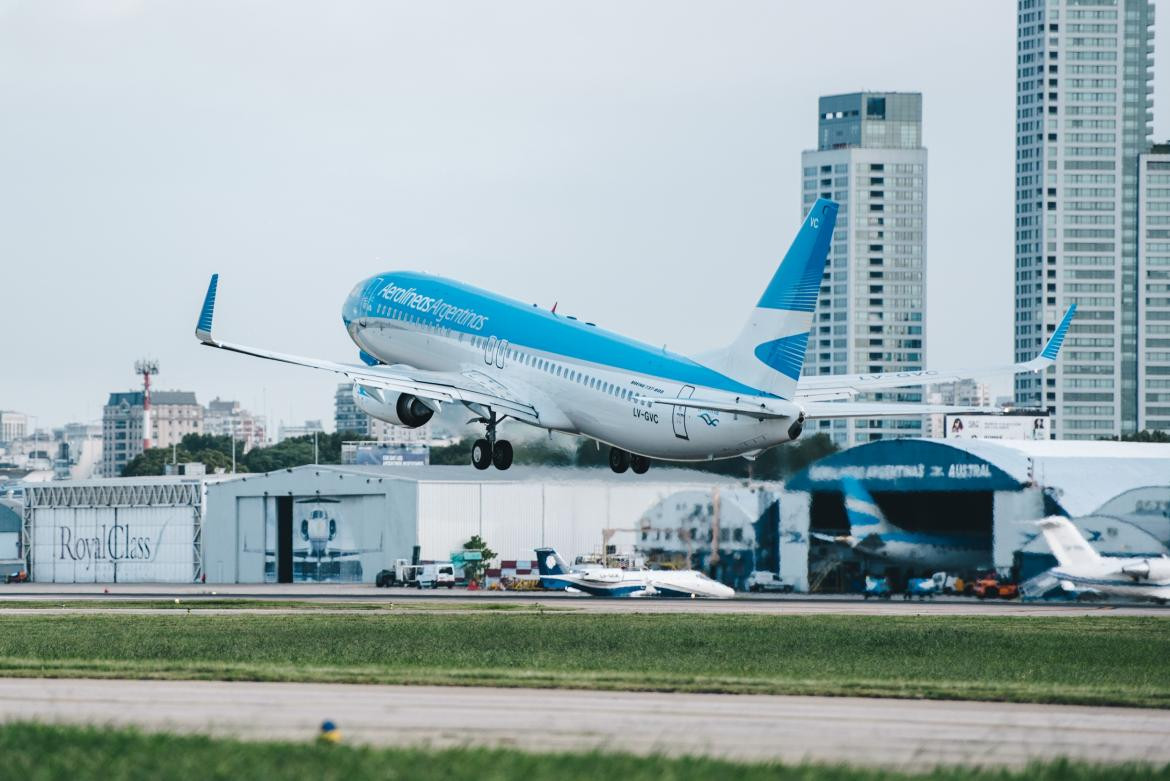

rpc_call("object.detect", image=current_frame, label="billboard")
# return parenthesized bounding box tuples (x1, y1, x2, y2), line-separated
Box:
(944, 414, 1049, 440)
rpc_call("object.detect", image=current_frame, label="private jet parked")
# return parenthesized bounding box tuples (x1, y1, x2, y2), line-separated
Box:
(195, 199, 1074, 472)
(1037, 516, 1170, 603)
(535, 548, 734, 599)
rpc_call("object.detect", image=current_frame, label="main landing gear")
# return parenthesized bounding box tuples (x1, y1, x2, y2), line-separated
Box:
(470, 411, 513, 471)
(608, 447, 650, 475)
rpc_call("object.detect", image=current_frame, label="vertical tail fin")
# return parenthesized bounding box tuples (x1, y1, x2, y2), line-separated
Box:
(1036, 517, 1102, 569)
(700, 198, 838, 399)
(535, 548, 570, 576)
(841, 477, 896, 539)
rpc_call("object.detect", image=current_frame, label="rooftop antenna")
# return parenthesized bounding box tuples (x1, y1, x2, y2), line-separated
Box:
(134, 359, 159, 452)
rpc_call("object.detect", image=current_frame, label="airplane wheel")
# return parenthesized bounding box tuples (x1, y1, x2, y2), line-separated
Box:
(630, 455, 650, 474)
(608, 448, 629, 474)
(492, 439, 513, 470)
(471, 439, 492, 470)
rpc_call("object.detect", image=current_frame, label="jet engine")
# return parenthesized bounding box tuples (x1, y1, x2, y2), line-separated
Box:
(1120, 557, 1170, 582)
(351, 384, 435, 428)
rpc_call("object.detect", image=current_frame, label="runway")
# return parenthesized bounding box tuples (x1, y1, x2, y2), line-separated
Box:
(1, 583, 1165, 616)
(0, 678, 1165, 769)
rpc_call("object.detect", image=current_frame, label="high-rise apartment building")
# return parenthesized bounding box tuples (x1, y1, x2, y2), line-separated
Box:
(0, 412, 27, 444)
(801, 92, 928, 445)
(1014, 0, 1155, 439)
(203, 398, 267, 453)
(100, 391, 202, 477)
(1138, 143, 1170, 431)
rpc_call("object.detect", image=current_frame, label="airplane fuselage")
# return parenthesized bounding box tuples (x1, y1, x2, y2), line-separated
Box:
(1052, 565, 1170, 603)
(343, 272, 800, 461)
(542, 566, 735, 599)
(859, 535, 990, 572)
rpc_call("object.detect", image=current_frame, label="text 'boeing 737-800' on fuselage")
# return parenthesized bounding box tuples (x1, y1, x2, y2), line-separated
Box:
(194, 198, 1075, 473)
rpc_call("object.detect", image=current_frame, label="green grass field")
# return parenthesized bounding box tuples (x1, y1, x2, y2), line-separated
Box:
(0, 613, 1166, 707)
(0, 722, 1164, 781)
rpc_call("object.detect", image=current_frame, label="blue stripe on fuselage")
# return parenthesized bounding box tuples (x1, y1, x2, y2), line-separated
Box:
(348, 271, 776, 397)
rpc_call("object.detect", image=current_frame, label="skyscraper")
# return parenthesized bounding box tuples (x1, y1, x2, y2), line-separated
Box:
(1014, 0, 1155, 439)
(801, 92, 928, 445)
(1137, 142, 1170, 431)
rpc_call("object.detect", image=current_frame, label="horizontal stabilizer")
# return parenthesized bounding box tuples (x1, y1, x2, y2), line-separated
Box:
(797, 304, 1077, 400)
(802, 401, 989, 420)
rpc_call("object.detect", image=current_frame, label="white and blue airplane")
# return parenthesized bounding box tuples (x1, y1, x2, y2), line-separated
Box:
(1036, 516, 1170, 604)
(195, 198, 1074, 472)
(813, 476, 990, 571)
(535, 547, 734, 598)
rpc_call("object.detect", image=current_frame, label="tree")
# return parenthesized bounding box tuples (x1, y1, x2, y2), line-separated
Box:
(429, 437, 475, 465)
(460, 534, 496, 584)
(1116, 430, 1170, 443)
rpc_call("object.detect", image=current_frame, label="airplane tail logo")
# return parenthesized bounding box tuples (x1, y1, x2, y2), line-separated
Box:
(841, 477, 895, 540)
(535, 547, 570, 576)
(699, 199, 838, 399)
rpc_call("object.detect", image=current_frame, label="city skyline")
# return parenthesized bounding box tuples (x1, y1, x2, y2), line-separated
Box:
(3, 2, 1170, 432)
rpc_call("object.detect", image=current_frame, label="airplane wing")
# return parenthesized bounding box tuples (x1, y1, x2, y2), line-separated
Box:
(195, 275, 539, 422)
(796, 304, 1076, 401)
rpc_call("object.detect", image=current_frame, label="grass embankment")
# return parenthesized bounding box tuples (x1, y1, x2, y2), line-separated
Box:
(0, 614, 1166, 707)
(1, 723, 1165, 781)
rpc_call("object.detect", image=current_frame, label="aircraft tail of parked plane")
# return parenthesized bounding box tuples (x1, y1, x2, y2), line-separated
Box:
(1037, 516, 1103, 569)
(1036, 516, 1170, 603)
(702, 200, 838, 400)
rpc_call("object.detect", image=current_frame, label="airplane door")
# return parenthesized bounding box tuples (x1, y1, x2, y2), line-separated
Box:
(484, 335, 498, 365)
(673, 385, 695, 440)
(496, 339, 508, 369)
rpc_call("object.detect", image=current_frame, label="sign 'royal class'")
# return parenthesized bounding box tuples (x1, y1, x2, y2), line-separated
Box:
(57, 523, 160, 564)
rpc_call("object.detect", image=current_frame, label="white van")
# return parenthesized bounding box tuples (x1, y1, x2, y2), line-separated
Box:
(417, 562, 456, 589)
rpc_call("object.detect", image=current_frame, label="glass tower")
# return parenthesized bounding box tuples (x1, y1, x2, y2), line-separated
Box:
(1014, 0, 1154, 439)
(801, 92, 928, 446)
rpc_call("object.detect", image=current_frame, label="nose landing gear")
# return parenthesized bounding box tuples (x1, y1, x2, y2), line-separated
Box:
(470, 411, 513, 470)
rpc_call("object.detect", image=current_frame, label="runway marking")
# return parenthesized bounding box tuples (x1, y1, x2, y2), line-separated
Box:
(0, 678, 1166, 769)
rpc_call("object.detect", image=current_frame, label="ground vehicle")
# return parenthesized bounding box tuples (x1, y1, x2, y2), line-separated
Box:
(930, 572, 966, 595)
(904, 577, 937, 600)
(375, 559, 422, 588)
(416, 563, 456, 589)
(746, 570, 794, 593)
(863, 576, 891, 600)
(973, 574, 1019, 600)
(4, 570, 27, 584)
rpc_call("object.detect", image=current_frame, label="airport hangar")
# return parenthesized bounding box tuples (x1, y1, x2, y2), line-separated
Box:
(20, 466, 780, 587)
(782, 439, 1170, 589)
(16, 440, 1169, 589)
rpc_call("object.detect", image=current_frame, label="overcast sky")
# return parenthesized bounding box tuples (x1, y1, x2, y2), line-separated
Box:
(1, 2, 1166, 432)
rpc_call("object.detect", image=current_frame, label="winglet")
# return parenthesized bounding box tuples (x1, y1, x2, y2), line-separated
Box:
(196, 274, 219, 343)
(1040, 304, 1076, 361)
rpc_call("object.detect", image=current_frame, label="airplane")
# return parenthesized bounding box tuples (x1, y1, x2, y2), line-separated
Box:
(194, 197, 1076, 473)
(535, 547, 734, 598)
(812, 476, 989, 571)
(1036, 516, 1170, 604)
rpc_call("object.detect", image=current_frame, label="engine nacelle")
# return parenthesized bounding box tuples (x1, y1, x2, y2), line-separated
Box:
(352, 384, 434, 428)
(1120, 557, 1170, 582)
